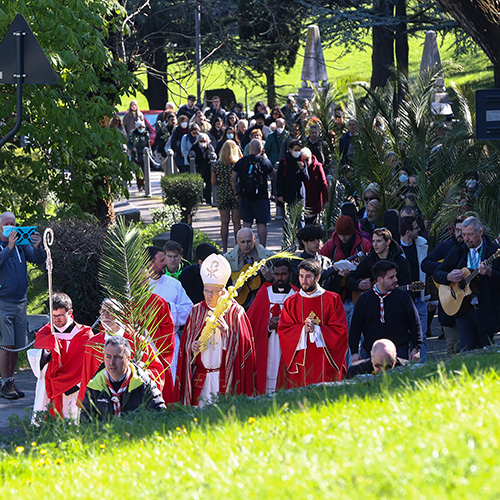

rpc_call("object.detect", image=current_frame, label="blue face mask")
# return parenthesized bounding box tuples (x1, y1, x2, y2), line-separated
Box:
(2, 226, 14, 238)
(138, 128, 145, 133)
(227, 134, 234, 140)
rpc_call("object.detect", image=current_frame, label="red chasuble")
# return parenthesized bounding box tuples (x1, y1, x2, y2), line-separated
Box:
(77, 329, 166, 403)
(35, 322, 92, 416)
(176, 299, 256, 406)
(277, 288, 348, 389)
(247, 282, 298, 394)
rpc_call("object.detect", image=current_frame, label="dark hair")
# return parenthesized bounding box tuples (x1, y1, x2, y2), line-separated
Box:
(400, 216, 416, 236)
(372, 260, 399, 280)
(373, 227, 392, 242)
(254, 112, 266, 121)
(270, 105, 285, 119)
(166, 112, 175, 120)
(146, 246, 164, 263)
(289, 139, 302, 150)
(164, 240, 183, 255)
(195, 243, 218, 262)
(297, 225, 325, 243)
(236, 102, 243, 109)
(53, 292, 72, 311)
(298, 259, 321, 278)
(104, 336, 132, 357)
(454, 214, 468, 226)
(211, 95, 220, 101)
(253, 101, 266, 114)
(189, 123, 200, 133)
(272, 258, 291, 271)
(187, 94, 196, 101)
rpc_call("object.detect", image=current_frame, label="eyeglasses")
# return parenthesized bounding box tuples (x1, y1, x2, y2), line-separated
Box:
(53, 312, 69, 319)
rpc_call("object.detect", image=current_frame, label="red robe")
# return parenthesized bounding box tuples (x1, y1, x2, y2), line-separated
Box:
(77, 329, 166, 403)
(176, 299, 256, 406)
(277, 288, 348, 388)
(247, 283, 299, 394)
(35, 322, 92, 416)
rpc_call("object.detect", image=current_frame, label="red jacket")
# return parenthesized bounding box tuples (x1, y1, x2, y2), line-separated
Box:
(304, 155, 329, 215)
(319, 230, 372, 261)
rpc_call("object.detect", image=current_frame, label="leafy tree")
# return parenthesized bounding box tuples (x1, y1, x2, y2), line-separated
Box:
(0, 0, 139, 220)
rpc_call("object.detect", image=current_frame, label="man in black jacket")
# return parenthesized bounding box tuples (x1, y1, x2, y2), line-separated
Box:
(433, 216, 500, 352)
(81, 337, 165, 421)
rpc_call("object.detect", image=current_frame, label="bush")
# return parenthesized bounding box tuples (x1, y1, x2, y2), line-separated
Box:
(37, 219, 108, 325)
(160, 173, 203, 224)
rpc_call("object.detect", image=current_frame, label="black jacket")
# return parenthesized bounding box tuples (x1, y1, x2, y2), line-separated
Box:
(346, 240, 411, 291)
(433, 236, 500, 335)
(81, 365, 165, 421)
(276, 152, 310, 204)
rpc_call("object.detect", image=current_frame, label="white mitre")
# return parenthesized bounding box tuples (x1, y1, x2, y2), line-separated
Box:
(200, 254, 231, 287)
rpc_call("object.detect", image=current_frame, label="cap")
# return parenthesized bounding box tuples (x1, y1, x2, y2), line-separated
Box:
(336, 215, 355, 236)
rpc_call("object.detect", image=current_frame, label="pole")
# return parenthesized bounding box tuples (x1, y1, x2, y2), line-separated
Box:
(195, 0, 202, 108)
(43, 228, 55, 334)
(0, 29, 25, 149)
(143, 147, 152, 197)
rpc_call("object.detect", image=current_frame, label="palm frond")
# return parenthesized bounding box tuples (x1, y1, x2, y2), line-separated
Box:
(281, 202, 307, 250)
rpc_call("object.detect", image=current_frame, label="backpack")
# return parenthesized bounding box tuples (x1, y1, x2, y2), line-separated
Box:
(239, 157, 266, 198)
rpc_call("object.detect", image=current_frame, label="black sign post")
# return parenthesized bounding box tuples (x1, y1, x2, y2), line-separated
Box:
(0, 14, 58, 148)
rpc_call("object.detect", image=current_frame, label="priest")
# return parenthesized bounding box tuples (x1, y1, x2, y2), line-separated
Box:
(33, 293, 92, 419)
(176, 254, 256, 406)
(247, 259, 298, 394)
(277, 259, 348, 388)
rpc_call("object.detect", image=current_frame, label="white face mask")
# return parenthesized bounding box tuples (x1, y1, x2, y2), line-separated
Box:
(181, 122, 188, 129)
(291, 151, 301, 159)
(276, 127, 284, 135)
(199, 142, 207, 148)
(466, 179, 477, 189)
(2, 226, 14, 237)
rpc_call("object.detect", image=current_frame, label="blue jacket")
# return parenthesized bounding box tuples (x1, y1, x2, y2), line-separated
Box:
(0, 241, 46, 302)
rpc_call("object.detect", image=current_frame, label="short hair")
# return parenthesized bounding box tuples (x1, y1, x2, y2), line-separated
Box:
(249, 128, 263, 138)
(236, 102, 243, 109)
(454, 214, 468, 226)
(187, 94, 196, 101)
(298, 258, 321, 278)
(104, 336, 132, 358)
(146, 246, 164, 263)
(53, 293, 72, 311)
(211, 95, 220, 101)
(400, 216, 416, 236)
(249, 138, 262, 154)
(309, 124, 320, 131)
(297, 224, 325, 242)
(373, 227, 392, 242)
(272, 259, 291, 272)
(300, 147, 312, 160)
(462, 216, 483, 233)
(197, 132, 210, 143)
(254, 112, 265, 121)
(0, 212, 15, 224)
(195, 243, 218, 261)
(400, 206, 416, 217)
(164, 240, 183, 255)
(372, 260, 398, 280)
(289, 139, 302, 150)
(189, 123, 201, 133)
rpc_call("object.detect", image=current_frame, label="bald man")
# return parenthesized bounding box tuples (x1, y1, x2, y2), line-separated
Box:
(347, 339, 408, 378)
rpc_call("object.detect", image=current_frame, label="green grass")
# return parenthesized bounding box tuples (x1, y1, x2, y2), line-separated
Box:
(120, 32, 492, 111)
(2, 352, 500, 498)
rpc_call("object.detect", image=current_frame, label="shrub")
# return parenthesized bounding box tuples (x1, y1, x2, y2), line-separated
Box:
(37, 219, 108, 325)
(150, 205, 182, 228)
(160, 173, 203, 224)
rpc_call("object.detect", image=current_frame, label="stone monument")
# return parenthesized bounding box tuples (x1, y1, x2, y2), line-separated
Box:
(297, 25, 329, 103)
(420, 30, 453, 117)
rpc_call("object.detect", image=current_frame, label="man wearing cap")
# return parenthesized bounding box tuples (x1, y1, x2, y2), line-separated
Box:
(319, 215, 371, 325)
(176, 254, 256, 406)
(277, 259, 349, 388)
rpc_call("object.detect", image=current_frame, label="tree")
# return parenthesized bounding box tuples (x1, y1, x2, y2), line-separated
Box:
(0, 0, 139, 221)
(436, 0, 500, 87)
(236, 0, 305, 105)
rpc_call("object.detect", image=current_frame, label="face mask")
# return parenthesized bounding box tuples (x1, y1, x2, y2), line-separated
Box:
(181, 122, 188, 129)
(276, 127, 284, 135)
(466, 179, 477, 189)
(2, 226, 14, 237)
(138, 128, 145, 133)
(199, 142, 207, 148)
(227, 134, 234, 140)
(399, 174, 408, 183)
(291, 151, 301, 159)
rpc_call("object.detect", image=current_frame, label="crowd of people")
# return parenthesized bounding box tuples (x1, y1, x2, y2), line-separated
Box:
(1, 91, 499, 420)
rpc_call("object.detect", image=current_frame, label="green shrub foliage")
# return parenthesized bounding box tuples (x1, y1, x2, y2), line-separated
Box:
(160, 173, 203, 224)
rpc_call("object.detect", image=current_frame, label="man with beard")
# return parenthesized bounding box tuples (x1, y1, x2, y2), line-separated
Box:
(277, 259, 348, 388)
(247, 260, 299, 394)
(421, 215, 467, 355)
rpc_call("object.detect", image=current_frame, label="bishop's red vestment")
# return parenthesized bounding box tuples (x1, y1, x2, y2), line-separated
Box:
(247, 282, 298, 394)
(277, 287, 348, 388)
(176, 298, 256, 406)
(35, 322, 92, 417)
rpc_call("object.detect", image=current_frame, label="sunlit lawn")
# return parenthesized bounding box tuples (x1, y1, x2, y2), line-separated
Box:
(2, 352, 500, 498)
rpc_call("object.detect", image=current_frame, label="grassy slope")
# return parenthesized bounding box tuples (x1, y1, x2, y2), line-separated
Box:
(121, 33, 492, 111)
(2, 352, 500, 498)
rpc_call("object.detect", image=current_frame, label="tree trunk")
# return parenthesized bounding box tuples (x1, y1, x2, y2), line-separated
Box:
(371, 0, 395, 89)
(436, 0, 500, 87)
(395, 0, 409, 106)
(144, 42, 169, 109)
(265, 67, 277, 107)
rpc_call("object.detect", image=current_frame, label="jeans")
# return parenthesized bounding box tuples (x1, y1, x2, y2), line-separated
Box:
(414, 298, 428, 362)
(456, 306, 493, 351)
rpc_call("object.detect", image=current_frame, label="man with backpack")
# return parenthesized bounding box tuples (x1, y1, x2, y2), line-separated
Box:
(232, 139, 275, 247)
